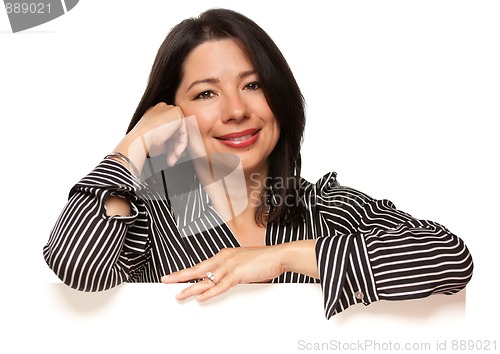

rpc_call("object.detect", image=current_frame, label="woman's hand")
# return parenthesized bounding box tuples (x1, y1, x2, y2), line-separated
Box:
(114, 102, 188, 172)
(161, 246, 285, 301)
(161, 240, 319, 301)
(105, 103, 188, 217)
(132, 102, 188, 166)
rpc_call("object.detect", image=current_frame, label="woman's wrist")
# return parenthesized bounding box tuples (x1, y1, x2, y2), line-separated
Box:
(277, 240, 319, 279)
(106, 152, 141, 178)
(111, 133, 149, 177)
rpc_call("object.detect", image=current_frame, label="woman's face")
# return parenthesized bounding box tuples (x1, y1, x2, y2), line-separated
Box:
(174, 39, 280, 175)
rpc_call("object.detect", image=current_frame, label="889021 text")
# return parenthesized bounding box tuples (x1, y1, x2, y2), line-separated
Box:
(5, 2, 52, 14)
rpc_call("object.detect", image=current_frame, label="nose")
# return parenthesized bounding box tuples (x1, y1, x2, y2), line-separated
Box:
(221, 91, 249, 123)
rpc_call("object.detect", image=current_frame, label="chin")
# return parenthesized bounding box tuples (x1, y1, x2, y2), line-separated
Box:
(204, 144, 270, 175)
(239, 156, 269, 175)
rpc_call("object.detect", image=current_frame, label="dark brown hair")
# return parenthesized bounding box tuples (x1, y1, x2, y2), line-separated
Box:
(127, 8, 306, 226)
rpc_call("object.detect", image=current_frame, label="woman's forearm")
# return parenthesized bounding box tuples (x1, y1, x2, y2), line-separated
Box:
(276, 240, 319, 279)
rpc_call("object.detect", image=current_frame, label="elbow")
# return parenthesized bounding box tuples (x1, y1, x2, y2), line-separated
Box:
(43, 244, 124, 292)
(456, 237, 474, 291)
(43, 245, 92, 292)
(439, 231, 474, 294)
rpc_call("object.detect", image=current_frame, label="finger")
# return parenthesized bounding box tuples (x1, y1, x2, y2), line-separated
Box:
(165, 126, 188, 167)
(161, 263, 212, 284)
(166, 150, 179, 167)
(196, 275, 235, 302)
(166, 155, 175, 167)
(166, 148, 184, 167)
(178, 120, 188, 141)
(175, 121, 189, 153)
(174, 278, 215, 301)
(176, 130, 189, 154)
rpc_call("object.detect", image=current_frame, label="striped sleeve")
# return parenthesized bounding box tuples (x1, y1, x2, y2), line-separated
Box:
(314, 179, 473, 319)
(43, 158, 151, 291)
(361, 200, 473, 300)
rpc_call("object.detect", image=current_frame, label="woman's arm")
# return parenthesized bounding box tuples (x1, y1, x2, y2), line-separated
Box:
(44, 103, 189, 290)
(161, 240, 318, 301)
(104, 103, 187, 217)
(315, 197, 473, 319)
(43, 158, 145, 291)
(277, 240, 319, 279)
(163, 184, 473, 320)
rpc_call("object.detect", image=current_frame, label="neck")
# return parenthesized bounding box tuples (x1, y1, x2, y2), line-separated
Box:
(192, 154, 268, 224)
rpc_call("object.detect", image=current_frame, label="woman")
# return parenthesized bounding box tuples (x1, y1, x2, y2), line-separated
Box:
(43, 8, 473, 319)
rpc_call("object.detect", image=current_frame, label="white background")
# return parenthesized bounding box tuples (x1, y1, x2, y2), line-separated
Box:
(1, 1, 499, 352)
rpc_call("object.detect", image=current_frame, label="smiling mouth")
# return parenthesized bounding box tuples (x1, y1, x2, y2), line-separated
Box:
(214, 129, 261, 148)
(215, 129, 261, 141)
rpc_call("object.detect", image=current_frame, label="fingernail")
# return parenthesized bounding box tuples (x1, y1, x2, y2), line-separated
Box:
(161, 275, 169, 282)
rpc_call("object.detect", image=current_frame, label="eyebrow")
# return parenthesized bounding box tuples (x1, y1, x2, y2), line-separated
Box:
(239, 69, 258, 79)
(186, 70, 258, 91)
(187, 77, 219, 91)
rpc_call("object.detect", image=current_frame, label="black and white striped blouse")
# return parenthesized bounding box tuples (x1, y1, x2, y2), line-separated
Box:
(43, 158, 473, 319)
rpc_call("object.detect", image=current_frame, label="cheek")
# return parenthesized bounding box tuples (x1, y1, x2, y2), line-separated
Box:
(272, 122, 280, 147)
(275, 122, 280, 138)
(265, 109, 280, 139)
(175, 101, 194, 118)
(183, 108, 218, 144)
(177, 102, 209, 130)
(185, 114, 213, 159)
(194, 113, 214, 136)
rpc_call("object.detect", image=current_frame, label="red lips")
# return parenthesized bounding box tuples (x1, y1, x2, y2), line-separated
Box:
(215, 129, 261, 148)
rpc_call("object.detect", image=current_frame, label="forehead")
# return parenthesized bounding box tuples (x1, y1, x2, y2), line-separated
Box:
(181, 39, 255, 78)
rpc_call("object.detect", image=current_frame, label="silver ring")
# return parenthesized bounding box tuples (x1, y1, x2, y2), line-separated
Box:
(206, 272, 216, 284)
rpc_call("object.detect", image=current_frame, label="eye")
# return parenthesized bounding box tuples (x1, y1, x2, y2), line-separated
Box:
(244, 82, 261, 91)
(194, 90, 216, 100)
